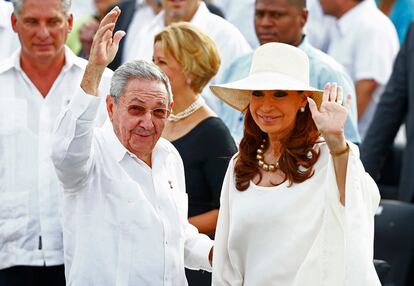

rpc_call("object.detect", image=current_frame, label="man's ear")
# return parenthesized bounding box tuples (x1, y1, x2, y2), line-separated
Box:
(67, 14, 74, 33)
(300, 8, 309, 28)
(106, 95, 115, 122)
(11, 13, 18, 32)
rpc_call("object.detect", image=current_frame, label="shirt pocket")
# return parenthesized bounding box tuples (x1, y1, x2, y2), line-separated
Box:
(0, 98, 27, 135)
(0, 191, 29, 243)
(103, 180, 153, 229)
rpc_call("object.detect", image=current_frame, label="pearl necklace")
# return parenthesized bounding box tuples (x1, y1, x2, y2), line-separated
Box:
(168, 96, 205, 122)
(256, 140, 279, 172)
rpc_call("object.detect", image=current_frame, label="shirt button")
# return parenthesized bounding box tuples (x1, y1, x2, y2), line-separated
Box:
(165, 241, 168, 245)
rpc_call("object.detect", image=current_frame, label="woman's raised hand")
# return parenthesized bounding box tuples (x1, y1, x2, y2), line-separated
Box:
(307, 83, 351, 143)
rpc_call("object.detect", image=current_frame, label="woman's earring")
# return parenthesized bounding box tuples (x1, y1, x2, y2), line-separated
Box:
(300, 106, 305, 113)
(186, 78, 192, 85)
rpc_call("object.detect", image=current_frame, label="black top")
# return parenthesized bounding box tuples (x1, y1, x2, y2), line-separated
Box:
(172, 117, 237, 217)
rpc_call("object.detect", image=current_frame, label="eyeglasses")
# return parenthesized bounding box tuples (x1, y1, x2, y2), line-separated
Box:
(127, 105, 171, 119)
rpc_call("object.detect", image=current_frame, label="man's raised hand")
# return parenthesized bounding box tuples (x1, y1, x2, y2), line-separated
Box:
(81, 7, 125, 96)
(89, 6, 125, 68)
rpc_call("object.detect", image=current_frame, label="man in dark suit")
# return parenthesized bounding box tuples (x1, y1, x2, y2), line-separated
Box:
(361, 22, 414, 203)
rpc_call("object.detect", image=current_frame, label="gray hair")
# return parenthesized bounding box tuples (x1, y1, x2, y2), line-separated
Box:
(110, 60, 173, 105)
(12, 0, 72, 16)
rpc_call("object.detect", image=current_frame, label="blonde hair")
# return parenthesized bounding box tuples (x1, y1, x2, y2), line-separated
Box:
(154, 22, 221, 94)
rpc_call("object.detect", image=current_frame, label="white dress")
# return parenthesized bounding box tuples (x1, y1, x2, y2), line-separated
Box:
(212, 143, 381, 286)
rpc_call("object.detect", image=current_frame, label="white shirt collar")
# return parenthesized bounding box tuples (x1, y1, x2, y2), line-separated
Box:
(188, 1, 209, 27)
(337, 0, 376, 35)
(0, 45, 82, 74)
(102, 119, 131, 163)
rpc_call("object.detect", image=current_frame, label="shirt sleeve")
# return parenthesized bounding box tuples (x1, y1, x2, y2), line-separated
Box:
(353, 26, 399, 84)
(184, 219, 214, 272)
(51, 87, 102, 192)
(212, 156, 244, 286)
(325, 142, 381, 285)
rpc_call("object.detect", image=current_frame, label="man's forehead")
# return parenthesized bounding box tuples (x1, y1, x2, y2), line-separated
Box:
(122, 80, 169, 105)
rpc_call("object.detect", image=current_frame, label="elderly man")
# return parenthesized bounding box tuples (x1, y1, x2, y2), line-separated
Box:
(218, 0, 360, 144)
(319, 0, 399, 138)
(51, 7, 213, 285)
(0, 0, 112, 285)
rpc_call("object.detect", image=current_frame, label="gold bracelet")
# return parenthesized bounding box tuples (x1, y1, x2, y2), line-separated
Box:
(330, 143, 350, 157)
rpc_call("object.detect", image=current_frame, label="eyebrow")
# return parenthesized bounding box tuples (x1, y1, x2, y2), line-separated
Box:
(128, 98, 166, 106)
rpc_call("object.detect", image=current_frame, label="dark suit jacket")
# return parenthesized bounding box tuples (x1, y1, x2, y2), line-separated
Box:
(361, 23, 414, 202)
(108, 0, 136, 71)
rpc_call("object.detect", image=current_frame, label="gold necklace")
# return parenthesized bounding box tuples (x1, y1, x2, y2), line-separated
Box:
(256, 140, 279, 172)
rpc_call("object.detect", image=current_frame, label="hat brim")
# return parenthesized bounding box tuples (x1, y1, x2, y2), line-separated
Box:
(211, 72, 323, 112)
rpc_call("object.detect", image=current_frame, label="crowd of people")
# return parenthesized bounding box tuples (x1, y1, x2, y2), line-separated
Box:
(1, 0, 413, 285)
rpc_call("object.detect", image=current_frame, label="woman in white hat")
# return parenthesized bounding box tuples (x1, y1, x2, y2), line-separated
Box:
(153, 22, 237, 285)
(210, 43, 381, 285)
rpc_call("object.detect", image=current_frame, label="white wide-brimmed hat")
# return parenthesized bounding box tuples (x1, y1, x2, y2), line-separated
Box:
(210, 42, 323, 112)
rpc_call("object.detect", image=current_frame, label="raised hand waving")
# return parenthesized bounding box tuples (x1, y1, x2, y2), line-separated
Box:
(308, 83, 351, 140)
(81, 6, 126, 96)
(89, 6, 125, 68)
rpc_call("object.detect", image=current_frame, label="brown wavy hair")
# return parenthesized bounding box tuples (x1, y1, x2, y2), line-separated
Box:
(235, 102, 321, 191)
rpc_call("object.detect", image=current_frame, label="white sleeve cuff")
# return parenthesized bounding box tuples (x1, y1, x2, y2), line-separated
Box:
(193, 235, 214, 271)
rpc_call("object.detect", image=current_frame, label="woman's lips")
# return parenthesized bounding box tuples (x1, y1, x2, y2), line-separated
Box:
(258, 114, 281, 124)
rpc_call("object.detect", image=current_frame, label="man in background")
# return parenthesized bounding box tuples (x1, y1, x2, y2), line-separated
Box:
(319, 0, 399, 138)
(0, 0, 112, 284)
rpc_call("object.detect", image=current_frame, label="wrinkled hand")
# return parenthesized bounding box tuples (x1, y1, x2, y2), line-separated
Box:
(88, 6, 125, 68)
(308, 83, 351, 141)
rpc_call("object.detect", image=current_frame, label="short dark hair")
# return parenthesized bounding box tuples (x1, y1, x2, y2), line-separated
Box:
(256, 0, 306, 9)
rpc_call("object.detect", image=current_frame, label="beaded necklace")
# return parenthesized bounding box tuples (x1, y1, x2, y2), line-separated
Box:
(256, 140, 279, 172)
(168, 96, 205, 122)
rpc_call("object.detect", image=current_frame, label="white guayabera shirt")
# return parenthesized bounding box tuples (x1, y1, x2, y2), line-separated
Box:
(51, 89, 213, 286)
(0, 47, 111, 269)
